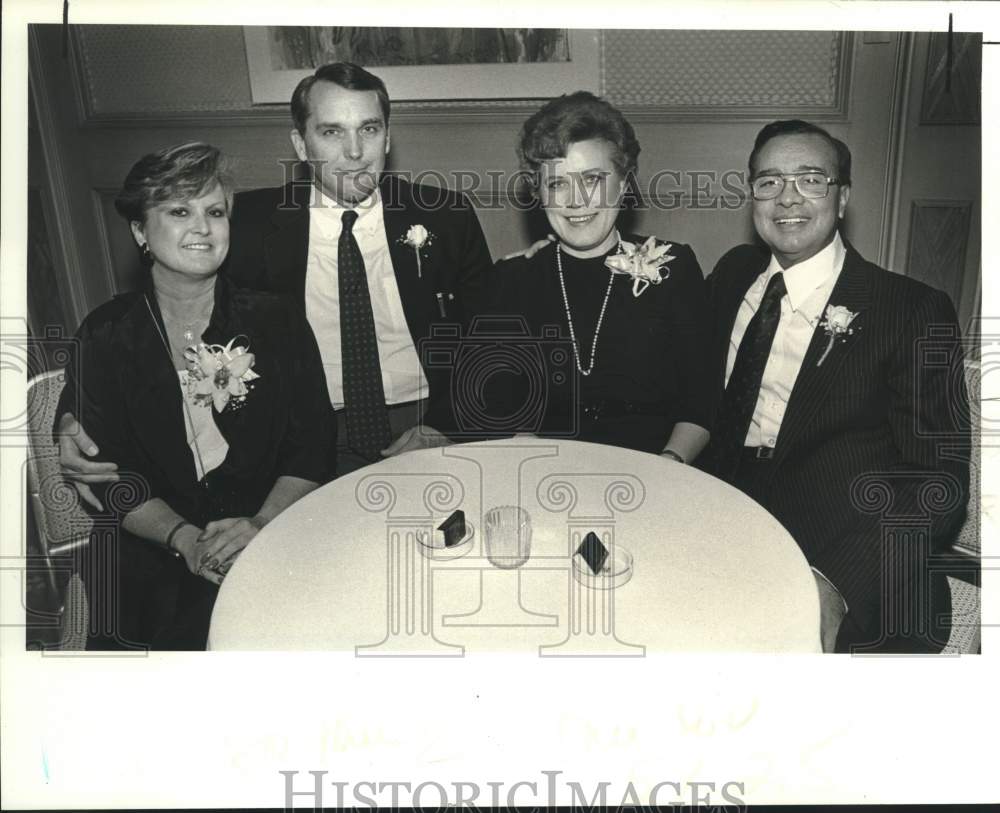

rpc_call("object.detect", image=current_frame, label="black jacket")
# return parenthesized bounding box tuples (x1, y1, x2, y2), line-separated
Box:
(64, 274, 330, 527)
(223, 173, 493, 436)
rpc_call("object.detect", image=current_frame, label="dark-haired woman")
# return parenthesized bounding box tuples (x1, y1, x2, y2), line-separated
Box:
(483, 92, 713, 461)
(63, 143, 330, 649)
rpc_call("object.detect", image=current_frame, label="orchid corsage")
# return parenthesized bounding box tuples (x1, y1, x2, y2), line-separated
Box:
(816, 305, 859, 367)
(399, 224, 434, 279)
(604, 236, 675, 297)
(183, 337, 260, 412)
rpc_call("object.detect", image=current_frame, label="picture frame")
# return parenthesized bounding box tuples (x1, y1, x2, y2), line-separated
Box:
(242, 27, 602, 103)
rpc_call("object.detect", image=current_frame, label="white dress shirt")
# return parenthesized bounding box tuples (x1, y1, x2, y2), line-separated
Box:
(304, 187, 428, 410)
(725, 232, 847, 448)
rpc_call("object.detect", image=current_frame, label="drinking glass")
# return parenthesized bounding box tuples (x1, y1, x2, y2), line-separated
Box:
(484, 506, 531, 568)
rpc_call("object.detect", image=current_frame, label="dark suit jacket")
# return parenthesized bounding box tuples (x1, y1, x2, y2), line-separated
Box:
(224, 173, 493, 435)
(701, 240, 970, 651)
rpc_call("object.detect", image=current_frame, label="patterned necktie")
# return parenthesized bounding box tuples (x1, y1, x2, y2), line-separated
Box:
(338, 209, 392, 460)
(713, 271, 787, 478)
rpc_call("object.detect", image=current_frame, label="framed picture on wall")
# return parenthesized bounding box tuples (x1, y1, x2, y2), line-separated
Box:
(243, 27, 602, 103)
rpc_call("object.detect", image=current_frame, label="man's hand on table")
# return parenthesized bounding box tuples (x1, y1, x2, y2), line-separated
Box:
(58, 412, 118, 511)
(813, 570, 847, 653)
(381, 425, 453, 457)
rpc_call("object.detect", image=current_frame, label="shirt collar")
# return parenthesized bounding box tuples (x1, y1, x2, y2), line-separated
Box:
(763, 231, 845, 314)
(310, 185, 384, 238)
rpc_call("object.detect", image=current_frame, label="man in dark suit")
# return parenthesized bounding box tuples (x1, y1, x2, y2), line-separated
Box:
(59, 62, 492, 485)
(224, 62, 491, 476)
(700, 120, 970, 653)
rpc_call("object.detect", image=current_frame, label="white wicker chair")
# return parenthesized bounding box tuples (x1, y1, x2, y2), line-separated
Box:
(26, 369, 90, 649)
(941, 359, 980, 654)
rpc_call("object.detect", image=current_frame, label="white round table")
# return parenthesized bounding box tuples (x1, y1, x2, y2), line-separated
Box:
(209, 438, 821, 652)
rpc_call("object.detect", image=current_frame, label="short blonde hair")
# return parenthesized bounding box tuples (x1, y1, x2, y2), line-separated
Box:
(114, 142, 234, 223)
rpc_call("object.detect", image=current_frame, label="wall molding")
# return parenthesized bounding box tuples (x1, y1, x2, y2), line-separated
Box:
(877, 32, 914, 271)
(78, 103, 855, 130)
(90, 189, 120, 299)
(28, 28, 90, 330)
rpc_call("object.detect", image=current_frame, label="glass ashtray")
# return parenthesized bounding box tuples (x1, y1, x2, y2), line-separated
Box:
(416, 522, 475, 561)
(571, 545, 633, 589)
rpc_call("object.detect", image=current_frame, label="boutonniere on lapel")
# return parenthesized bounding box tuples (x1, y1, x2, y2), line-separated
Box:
(604, 236, 674, 297)
(816, 305, 860, 367)
(398, 224, 435, 279)
(184, 337, 260, 412)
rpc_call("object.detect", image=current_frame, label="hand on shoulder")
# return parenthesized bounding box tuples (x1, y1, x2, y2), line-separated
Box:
(500, 235, 555, 262)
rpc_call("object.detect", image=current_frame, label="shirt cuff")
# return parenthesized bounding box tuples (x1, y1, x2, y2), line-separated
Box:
(811, 566, 849, 613)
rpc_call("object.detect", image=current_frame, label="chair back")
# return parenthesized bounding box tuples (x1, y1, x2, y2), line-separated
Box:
(942, 358, 980, 653)
(26, 370, 92, 559)
(953, 359, 980, 556)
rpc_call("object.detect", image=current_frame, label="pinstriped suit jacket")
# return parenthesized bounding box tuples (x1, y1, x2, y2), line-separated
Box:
(702, 239, 970, 650)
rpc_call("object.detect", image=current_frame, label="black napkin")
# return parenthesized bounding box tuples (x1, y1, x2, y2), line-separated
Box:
(576, 532, 609, 574)
(438, 510, 467, 547)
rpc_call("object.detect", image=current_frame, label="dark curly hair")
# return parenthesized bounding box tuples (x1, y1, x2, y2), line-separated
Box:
(517, 91, 640, 197)
(114, 142, 234, 224)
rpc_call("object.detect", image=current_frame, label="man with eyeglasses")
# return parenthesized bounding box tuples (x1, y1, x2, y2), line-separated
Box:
(700, 119, 969, 653)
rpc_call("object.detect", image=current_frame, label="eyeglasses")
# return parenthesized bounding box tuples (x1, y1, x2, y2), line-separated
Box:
(750, 172, 840, 200)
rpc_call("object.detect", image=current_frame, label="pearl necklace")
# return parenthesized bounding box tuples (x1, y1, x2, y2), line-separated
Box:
(556, 239, 618, 377)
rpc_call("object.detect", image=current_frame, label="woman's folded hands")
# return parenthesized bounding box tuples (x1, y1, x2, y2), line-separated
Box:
(170, 517, 266, 584)
(196, 516, 268, 580)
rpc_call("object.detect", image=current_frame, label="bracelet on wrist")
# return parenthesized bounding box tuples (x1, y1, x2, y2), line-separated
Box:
(164, 520, 192, 558)
(661, 449, 685, 464)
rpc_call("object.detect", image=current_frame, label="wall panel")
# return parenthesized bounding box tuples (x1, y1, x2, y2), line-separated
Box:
(905, 200, 973, 310)
(605, 30, 847, 115)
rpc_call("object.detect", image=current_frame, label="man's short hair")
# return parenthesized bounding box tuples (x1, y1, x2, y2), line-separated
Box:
(290, 62, 391, 135)
(749, 119, 852, 186)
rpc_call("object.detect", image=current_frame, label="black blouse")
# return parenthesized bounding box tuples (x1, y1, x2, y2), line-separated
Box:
(478, 235, 715, 454)
(63, 274, 331, 528)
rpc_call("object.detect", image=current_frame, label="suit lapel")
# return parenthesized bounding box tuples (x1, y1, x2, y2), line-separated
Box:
(381, 175, 433, 345)
(773, 242, 874, 459)
(263, 182, 311, 300)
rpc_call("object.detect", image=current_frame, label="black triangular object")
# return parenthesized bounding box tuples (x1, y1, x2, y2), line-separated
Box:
(577, 532, 608, 574)
(438, 510, 466, 547)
